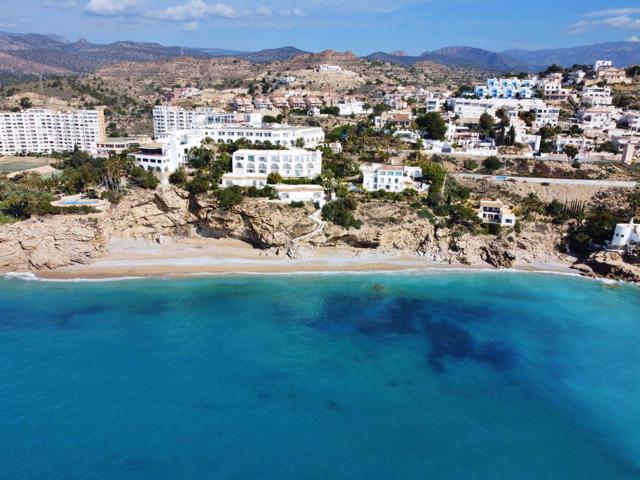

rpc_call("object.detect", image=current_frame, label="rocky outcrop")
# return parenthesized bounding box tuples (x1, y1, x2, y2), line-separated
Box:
(105, 185, 191, 240)
(194, 196, 317, 248)
(586, 251, 640, 282)
(0, 217, 106, 271)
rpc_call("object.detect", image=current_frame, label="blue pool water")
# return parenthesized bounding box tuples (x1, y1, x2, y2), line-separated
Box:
(1, 272, 639, 479)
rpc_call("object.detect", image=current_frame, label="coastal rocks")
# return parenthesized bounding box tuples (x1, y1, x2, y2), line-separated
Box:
(478, 243, 516, 268)
(106, 185, 191, 240)
(586, 251, 640, 283)
(194, 197, 317, 248)
(0, 217, 106, 271)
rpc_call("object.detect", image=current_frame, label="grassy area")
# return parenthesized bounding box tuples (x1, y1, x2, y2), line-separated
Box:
(0, 162, 46, 173)
(0, 202, 17, 225)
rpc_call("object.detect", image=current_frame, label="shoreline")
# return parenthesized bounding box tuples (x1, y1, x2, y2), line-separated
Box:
(8, 237, 581, 281)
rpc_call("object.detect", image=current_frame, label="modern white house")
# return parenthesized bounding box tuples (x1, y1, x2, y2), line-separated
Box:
(319, 64, 343, 73)
(478, 200, 516, 227)
(581, 86, 613, 107)
(338, 101, 366, 116)
(533, 106, 560, 128)
(360, 164, 426, 193)
(607, 219, 640, 250)
(577, 107, 617, 130)
(0, 108, 105, 155)
(594, 60, 613, 71)
(274, 184, 326, 207)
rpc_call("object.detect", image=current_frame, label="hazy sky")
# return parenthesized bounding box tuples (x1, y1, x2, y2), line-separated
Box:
(2, 1, 640, 53)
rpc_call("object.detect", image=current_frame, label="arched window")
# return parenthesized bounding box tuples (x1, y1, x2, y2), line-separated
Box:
(270, 163, 279, 171)
(306, 163, 315, 173)
(294, 163, 303, 176)
(235, 162, 244, 169)
(258, 163, 267, 174)
(282, 163, 292, 175)
(246, 162, 256, 173)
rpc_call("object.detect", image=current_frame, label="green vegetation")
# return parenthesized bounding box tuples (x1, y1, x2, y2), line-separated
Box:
(415, 112, 447, 140)
(482, 156, 502, 172)
(321, 197, 362, 229)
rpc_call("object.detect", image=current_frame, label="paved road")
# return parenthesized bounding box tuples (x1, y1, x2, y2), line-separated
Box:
(453, 173, 637, 188)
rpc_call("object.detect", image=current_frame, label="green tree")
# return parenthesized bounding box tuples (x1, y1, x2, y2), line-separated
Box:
(479, 113, 495, 137)
(563, 144, 579, 161)
(482, 156, 502, 172)
(19, 97, 32, 109)
(415, 112, 447, 140)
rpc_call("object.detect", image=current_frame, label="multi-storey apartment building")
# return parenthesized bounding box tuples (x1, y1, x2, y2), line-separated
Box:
(0, 108, 105, 155)
(152, 106, 261, 137)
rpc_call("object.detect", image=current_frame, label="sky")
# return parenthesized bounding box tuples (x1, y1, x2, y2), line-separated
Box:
(1, 0, 640, 54)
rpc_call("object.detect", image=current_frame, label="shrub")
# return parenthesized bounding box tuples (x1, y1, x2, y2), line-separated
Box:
(321, 197, 361, 229)
(215, 186, 244, 208)
(482, 156, 502, 172)
(289, 201, 305, 208)
(169, 167, 188, 186)
(266, 172, 282, 184)
(463, 159, 478, 170)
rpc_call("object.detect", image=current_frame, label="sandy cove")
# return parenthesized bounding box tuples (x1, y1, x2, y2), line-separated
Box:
(35, 236, 577, 280)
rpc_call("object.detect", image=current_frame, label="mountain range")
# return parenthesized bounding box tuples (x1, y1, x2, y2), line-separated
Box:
(0, 31, 639, 83)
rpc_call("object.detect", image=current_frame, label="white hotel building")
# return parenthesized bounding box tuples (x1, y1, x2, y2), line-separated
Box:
(221, 148, 322, 187)
(198, 123, 324, 148)
(132, 131, 201, 173)
(0, 108, 105, 155)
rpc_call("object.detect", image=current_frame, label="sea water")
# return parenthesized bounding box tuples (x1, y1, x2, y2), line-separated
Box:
(0, 272, 639, 479)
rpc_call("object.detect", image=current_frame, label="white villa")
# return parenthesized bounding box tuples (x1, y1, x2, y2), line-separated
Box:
(360, 164, 426, 193)
(478, 200, 516, 227)
(608, 219, 640, 250)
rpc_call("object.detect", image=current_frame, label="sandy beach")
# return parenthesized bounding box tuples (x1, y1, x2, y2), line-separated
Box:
(35, 236, 577, 280)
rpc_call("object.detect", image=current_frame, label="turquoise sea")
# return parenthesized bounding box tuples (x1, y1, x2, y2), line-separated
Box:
(1, 272, 639, 479)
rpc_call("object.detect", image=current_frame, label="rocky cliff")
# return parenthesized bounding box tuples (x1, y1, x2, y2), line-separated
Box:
(0, 186, 570, 274)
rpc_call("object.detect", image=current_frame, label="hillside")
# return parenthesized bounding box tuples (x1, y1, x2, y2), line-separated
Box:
(504, 41, 640, 70)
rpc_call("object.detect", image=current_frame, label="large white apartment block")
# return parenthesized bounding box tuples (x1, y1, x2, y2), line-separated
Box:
(152, 106, 261, 137)
(474, 77, 537, 99)
(360, 164, 424, 193)
(581, 86, 613, 106)
(198, 124, 324, 148)
(533, 106, 560, 128)
(0, 108, 105, 155)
